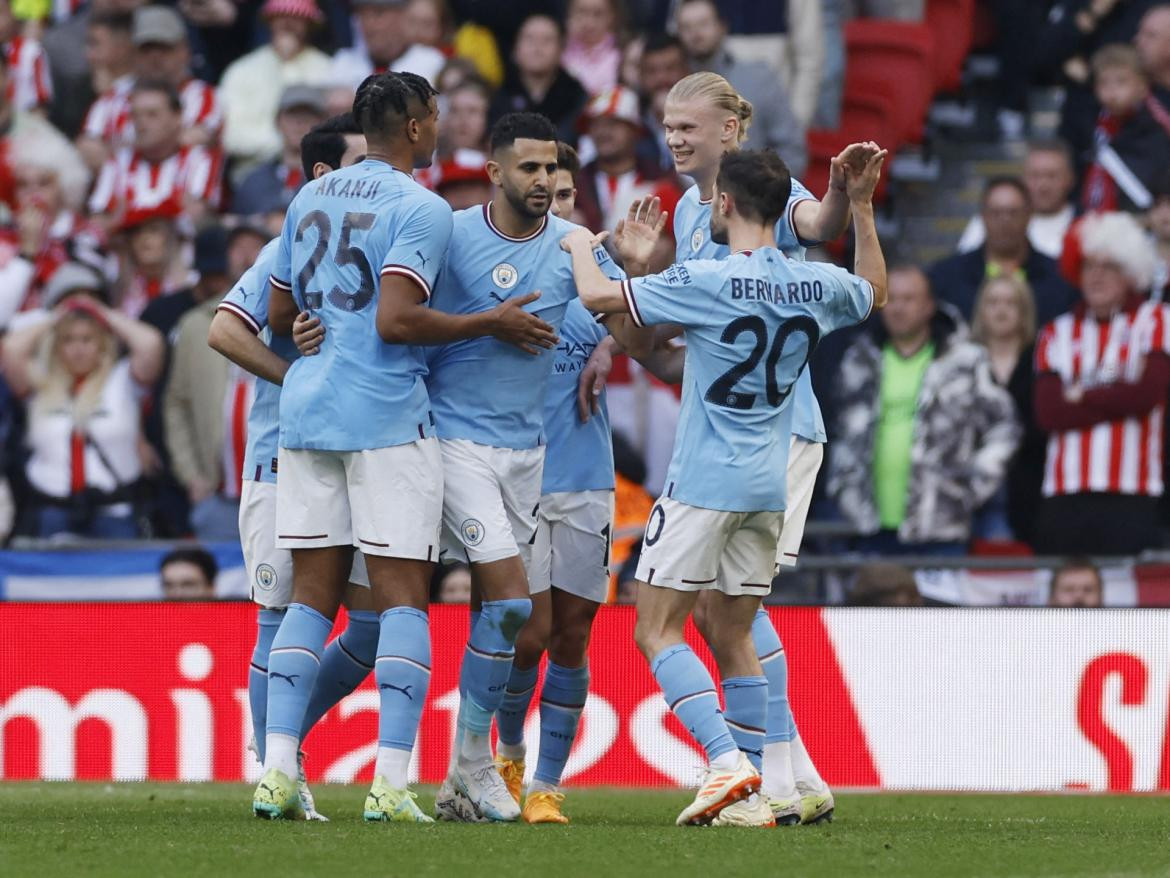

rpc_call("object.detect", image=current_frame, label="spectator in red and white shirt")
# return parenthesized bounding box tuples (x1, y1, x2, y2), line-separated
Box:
(88, 80, 222, 232)
(0, 1, 52, 114)
(0, 123, 104, 314)
(78, 10, 137, 172)
(114, 206, 194, 317)
(573, 86, 681, 270)
(131, 5, 222, 147)
(1034, 211, 1170, 555)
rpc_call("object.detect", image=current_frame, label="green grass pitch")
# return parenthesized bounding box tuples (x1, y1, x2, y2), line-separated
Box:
(2, 783, 1168, 877)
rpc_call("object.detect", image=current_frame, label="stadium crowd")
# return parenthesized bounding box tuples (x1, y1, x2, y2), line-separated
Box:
(0, 0, 1167, 568)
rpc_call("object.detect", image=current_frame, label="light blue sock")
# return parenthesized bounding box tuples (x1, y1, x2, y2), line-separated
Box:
(651, 644, 737, 763)
(457, 598, 531, 758)
(534, 662, 589, 787)
(497, 663, 540, 747)
(752, 609, 795, 743)
(722, 676, 768, 771)
(265, 603, 332, 739)
(248, 608, 284, 763)
(375, 607, 432, 752)
(299, 609, 378, 738)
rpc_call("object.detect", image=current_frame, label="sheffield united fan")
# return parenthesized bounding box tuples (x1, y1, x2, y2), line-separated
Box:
(1033, 211, 1170, 555)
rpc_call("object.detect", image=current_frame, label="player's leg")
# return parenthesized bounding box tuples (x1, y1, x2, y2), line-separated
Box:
(495, 502, 553, 798)
(347, 440, 443, 823)
(523, 490, 610, 824)
(254, 449, 353, 819)
(771, 437, 833, 824)
(494, 587, 550, 803)
(702, 509, 784, 829)
(299, 577, 378, 741)
(239, 479, 292, 767)
(439, 440, 538, 822)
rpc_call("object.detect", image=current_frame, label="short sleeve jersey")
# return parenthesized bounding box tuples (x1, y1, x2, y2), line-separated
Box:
(540, 298, 615, 495)
(621, 250, 873, 511)
(217, 238, 294, 484)
(425, 205, 624, 450)
(672, 179, 827, 443)
(270, 159, 453, 451)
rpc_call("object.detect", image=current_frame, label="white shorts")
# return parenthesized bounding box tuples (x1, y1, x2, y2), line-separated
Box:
(438, 438, 543, 567)
(241, 480, 371, 608)
(530, 489, 614, 603)
(776, 437, 824, 568)
(635, 496, 783, 597)
(275, 439, 443, 562)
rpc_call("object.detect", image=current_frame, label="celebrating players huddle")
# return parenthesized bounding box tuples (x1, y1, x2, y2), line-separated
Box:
(208, 68, 887, 828)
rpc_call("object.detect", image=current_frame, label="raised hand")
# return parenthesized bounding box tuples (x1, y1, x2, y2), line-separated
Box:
(614, 196, 668, 269)
(844, 148, 888, 205)
(829, 141, 882, 192)
(489, 291, 559, 355)
(292, 311, 324, 356)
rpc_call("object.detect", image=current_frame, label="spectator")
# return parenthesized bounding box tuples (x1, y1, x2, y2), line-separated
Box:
(957, 141, 1078, 260)
(929, 176, 1079, 328)
(0, 124, 102, 314)
(846, 562, 923, 607)
(573, 86, 680, 264)
(1047, 558, 1105, 607)
(0, 51, 66, 212)
(1034, 212, 1170, 556)
(218, 0, 332, 169)
(330, 0, 446, 94)
(406, 0, 449, 51)
(131, 5, 222, 148)
(438, 74, 489, 156)
(88, 80, 222, 231)
(164, 223, 266, 540)
(434, 562, 471, 602)
(970, 275, 1046, 544)
(433, 153, 490, 211)
(1137, 4, 1170, 108)
(562, 0, 621, 97)
(1033, 0, 1158, 163)
(827, 265, 1020, 554)
(114, 208, 193, 317)
(620, 31, 643, 90)
(716, 0, 824, 129)
(488, 13, 588, 147)
(674, 0, 807, 176)
(1079, 43, 1170, 213)
(77, 10, 136, 171)
(0, 0, 52, 114)
(3, 288, 163, 539)
(160, 546, 217, 599)
(635, 32, 690, 173)
(1149, 171, 1170, 295)
(231, 85, 326, 217)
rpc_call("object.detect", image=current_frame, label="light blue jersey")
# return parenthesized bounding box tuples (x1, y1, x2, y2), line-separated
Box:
(270, 159, 453, 451)
(622, 250, 872, 511)
(673, 181, 827, 443)
(426, 204, 624, 450)
(217, 238, 293, 484)
(541, 298, 614, 495)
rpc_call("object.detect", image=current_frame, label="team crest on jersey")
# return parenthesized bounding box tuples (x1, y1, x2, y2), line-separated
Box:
(690, 227, 704, 252)
(492, 263, 519, 290)
(255, 564, 278, 592)
(461, 518, 485, 545)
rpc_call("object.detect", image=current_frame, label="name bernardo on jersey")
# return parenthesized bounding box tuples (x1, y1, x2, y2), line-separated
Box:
(731, 276, 826, 305)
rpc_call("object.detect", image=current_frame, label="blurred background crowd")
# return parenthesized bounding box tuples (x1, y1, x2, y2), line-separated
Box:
(0, 0, 1169, 606)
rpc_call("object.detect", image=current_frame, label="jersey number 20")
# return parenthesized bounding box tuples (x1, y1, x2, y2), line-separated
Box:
(295, 210, 378, 312)
(704, 315, 819, 410)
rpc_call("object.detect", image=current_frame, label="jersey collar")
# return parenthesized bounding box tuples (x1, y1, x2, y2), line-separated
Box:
(483, 202, 548, 242)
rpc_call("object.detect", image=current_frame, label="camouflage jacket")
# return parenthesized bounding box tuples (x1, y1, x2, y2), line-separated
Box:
(826, 306, 1021, 543)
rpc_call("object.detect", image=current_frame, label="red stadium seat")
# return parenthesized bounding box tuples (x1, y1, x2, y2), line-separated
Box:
(844, 20, 936, 144)
(925, 0, 975, 92)
(835, 84, 899, 153)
